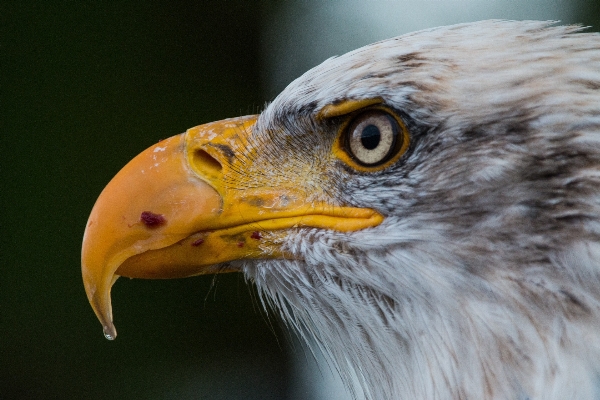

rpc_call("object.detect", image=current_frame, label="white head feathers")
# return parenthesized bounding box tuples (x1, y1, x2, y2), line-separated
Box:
(244, 21, 600, 399)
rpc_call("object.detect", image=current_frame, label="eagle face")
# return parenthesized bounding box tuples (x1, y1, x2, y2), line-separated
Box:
(83, 21, 600, 399)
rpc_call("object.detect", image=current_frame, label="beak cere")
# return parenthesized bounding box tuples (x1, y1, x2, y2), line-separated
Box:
(82, 115, 383, 340)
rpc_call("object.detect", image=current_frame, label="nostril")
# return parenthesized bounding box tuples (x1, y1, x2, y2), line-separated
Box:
(194, 149, 222, 173)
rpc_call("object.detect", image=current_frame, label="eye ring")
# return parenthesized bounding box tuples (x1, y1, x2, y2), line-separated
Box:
(341, 110, 408, 169)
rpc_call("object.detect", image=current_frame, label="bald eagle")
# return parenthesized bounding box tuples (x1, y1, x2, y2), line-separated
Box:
(82, 20, 600, 399)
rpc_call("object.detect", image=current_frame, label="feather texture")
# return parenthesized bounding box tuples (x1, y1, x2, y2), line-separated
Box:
(240, 21, 600, 399)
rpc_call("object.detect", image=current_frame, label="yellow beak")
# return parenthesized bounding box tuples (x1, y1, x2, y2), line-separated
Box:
(82, 116, 383, 339)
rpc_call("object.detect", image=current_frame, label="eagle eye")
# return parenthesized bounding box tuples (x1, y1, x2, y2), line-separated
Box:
(343, 110, 408, 168)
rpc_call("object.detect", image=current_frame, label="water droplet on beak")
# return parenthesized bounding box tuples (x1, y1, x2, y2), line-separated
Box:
(103, 325, 116, 341)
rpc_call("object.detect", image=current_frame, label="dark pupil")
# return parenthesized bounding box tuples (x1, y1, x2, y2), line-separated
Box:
(361, 124, 381, 150)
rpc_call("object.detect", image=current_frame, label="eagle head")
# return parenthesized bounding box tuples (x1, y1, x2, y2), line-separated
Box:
(82, 21, 600, 399)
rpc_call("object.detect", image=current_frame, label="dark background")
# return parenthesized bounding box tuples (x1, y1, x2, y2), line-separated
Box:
(3, 2, 599, 399)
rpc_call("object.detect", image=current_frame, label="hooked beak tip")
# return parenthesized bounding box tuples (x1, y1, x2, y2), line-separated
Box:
(83, 261, 119, 340)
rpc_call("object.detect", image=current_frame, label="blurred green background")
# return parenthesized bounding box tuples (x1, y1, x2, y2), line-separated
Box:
(3, 2, 284, 399)
(2, 1, 599, 399)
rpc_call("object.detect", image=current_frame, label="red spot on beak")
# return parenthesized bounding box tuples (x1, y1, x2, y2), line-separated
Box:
(237, 242, 244, 248)
(251, 231, 262, 240)
(191, 238, 204, 247)
(140, 211, 166, 228)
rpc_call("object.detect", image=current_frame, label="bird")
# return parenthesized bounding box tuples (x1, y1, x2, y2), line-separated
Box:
(82, 20, 600, 399)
